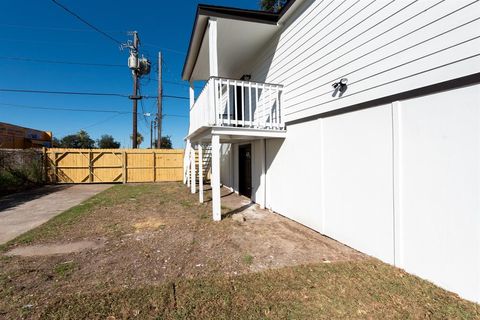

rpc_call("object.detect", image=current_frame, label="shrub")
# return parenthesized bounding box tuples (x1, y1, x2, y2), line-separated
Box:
(0, 149, 44, 196)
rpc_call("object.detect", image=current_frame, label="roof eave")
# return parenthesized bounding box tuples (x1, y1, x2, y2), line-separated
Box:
(181, 2, 297, 81)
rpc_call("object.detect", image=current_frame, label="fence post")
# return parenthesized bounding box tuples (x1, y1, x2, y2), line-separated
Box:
(153, 150, 156, 183)
(122, 150, 127, 184)
(88, 150, 93, 183)
(42, 147, 48, 183)
(53, 152, 58, 184)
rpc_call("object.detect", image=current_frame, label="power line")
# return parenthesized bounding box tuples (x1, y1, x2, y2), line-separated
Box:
(0, 23, 125, 33)
(142, 43, 186, 55)
(0, 56, 124, 68)
(163, 114, 188, 118)
(0, 37, 89, 46)
(163, 80, 189, 87)
(162, 94, 190, 100)
(51, 0, 123, 45)
(0, 88, 188, 100)
(131, 94, 190, 100)
(82, 113, 123, 129)
(0, 102, 188, 117)
(0, 88, 128, 97)
(0, 102, 128, 114)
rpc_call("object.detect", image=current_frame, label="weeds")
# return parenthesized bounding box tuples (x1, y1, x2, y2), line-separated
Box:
(243, 254, 254, 265)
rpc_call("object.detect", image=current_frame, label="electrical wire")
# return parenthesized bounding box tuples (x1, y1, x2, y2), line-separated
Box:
(163, 80, 189, 87)
(142, 43, 186, 55)
(0, 88, 128, 97)
(51, 0, 123, 45)
(162, 95, 189, 100)
(0, 88, 188, 100)
(0, 56, 124, 68)
(0, 23, 125, 33)
(0, 102, 188, 117)
(138, 84, 150, 129)
(81, 113, 123, 129)
(0, 37, 90, 46)
(0, 102, 128, 114)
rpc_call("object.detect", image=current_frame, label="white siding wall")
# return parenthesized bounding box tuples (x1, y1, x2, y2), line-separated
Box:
(220, 144, 234, 189)
(396, 85, 480, 302)
(322, 105, 394, 264)
(249, 0, 480, 122)
(216, 0, 480, 303)
(218, 84, 480, 302)
(265, 119, 323, 232)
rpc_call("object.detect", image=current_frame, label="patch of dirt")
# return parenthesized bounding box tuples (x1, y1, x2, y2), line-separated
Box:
(0, 183, 366, 318)
(133, 217, 166, 232)
(4, 239, 105, 257)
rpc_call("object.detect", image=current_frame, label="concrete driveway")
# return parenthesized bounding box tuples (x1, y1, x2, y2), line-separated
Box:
(0, 184, 112, 244)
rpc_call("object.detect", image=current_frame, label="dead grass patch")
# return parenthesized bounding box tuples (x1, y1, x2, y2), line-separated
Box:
(133, 217, 166, 232)
(0, 182, 478, 319)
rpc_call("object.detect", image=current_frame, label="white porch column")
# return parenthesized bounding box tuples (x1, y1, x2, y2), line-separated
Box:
(190, 144, 196, 194)
(260, 139, 266, 209)
(208, 18, 218, 77)
(198, 144, 204, 203)
(185, 139, 191, 186)
(211, 134, 221, 221)
(189, 81, 195, 108)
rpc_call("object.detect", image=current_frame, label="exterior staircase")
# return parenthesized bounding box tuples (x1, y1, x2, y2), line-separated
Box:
(195, 144, 212, 182)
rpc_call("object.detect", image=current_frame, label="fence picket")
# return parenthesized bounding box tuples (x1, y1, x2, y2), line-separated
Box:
(45, 148, 184, 184)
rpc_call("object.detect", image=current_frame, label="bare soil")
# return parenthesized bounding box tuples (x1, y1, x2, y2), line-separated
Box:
(0, 183, 478, 319)
(4, 239, 105, 257)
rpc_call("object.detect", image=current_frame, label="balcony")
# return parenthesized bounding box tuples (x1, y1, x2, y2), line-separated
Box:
(189, 77, 285, 138)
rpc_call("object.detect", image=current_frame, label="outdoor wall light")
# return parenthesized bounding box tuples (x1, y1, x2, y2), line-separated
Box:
(332, 78, 348, 90)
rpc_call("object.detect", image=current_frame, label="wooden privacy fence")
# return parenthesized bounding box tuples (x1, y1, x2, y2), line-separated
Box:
(44, 148, 184, 184)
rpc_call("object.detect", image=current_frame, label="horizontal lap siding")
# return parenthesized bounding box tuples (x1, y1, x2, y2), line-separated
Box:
(249, 0, 480, 122)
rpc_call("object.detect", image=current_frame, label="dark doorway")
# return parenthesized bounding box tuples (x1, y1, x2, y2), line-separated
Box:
(235, 75, 250, 125)
(238, 144, 252, 198)
(236, 85, 243, 123)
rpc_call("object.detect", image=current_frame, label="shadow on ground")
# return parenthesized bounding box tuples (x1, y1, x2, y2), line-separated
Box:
(0, 185, 72, 212)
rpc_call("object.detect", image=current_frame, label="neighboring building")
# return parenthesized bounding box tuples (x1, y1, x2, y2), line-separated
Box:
(0, 122, 52, 149)
(182, 0, 480, 303)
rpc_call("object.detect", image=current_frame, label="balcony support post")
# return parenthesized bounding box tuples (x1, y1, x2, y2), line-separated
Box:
(189, 81, 195, 109)
(198, 144, 204, 203)
(208, 18, 219, 126)
(211, 134, 221, 221)
(185, 139, 191, 187)
(208, 18, 218, 77)
(260, 138, 266, 209)
(190, 144, 196, 194)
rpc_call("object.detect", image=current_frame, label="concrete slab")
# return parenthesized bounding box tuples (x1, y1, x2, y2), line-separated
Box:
(0, 184, 112, 244)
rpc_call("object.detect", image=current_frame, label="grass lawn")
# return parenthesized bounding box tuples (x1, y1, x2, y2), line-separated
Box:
(0, 183, 478, 319)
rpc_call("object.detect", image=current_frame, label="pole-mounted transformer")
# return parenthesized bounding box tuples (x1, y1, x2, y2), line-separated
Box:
(122, 31, 151, 148)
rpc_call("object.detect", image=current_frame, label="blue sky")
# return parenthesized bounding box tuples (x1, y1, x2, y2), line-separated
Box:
(0, 0, 259, 148)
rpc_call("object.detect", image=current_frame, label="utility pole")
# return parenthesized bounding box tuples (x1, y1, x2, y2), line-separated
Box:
(124, 31, 150, 149)
(157, 51, 162, 149)
(131, 32, 140, 149)
(150, 118, 154, 149)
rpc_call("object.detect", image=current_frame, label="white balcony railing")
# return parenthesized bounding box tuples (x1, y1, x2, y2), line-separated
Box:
(189, 77, 284, 135)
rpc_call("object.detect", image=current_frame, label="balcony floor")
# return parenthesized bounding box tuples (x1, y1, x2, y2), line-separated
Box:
(187, 125, 286, 144)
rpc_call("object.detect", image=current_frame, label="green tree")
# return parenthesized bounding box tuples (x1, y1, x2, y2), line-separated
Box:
(260, 0, 287, 12)
(51, 137, 61, 148)
(153, 136, 173, 149)
(59, 130, 95, 148)
(130, 132, 144, 147)
(97, 135, 120, 149)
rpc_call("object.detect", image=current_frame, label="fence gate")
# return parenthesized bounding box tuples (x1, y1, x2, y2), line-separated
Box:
(45, 148, 184, 184)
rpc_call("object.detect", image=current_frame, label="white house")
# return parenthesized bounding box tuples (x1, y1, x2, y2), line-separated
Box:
(181, 0, 480, 303)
